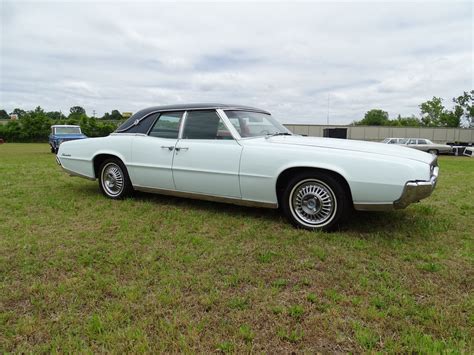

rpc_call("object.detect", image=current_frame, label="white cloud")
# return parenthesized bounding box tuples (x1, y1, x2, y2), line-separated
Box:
(0, 0, 472, 123)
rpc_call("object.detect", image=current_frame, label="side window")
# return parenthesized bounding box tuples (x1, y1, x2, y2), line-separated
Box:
(418, 139, 427, 144)
(183, 110, 232, 140)
(228, 117, 242, 134)
(149, 112, 183, 139)
(408, 139, 417, 144)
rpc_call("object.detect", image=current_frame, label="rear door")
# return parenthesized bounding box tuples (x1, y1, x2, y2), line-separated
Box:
(406, 138, 421, 150)
(129, 111, 183, 190)
(172, 110, 242, 198)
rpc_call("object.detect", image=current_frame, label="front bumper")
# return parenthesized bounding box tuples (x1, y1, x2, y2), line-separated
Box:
(393, 166, 438, 209)
(353, 163, 439, 212)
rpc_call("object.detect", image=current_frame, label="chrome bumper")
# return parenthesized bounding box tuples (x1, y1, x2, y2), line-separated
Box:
(393, 166, 438, 209)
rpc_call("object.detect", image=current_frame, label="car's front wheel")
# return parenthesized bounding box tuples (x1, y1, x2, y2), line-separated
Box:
(281, 172, 350, 231)
(99, 159, 133, 199)
(427, 149, 438, 155)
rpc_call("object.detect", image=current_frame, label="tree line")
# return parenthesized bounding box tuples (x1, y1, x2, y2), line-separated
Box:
(1, 91, 472, 142)
(0, 106, 123, 142)
(353, 91, 473, 128)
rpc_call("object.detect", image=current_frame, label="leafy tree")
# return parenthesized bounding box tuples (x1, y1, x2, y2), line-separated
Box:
(392, 114, 422, 127)
(100, 112, 111, 120)
(10, 108, 27, 119)
(69, 106, 86, 120)
(100, 110, 123, 120)
(420, 96, 461, 127)
(46, 111, 66, 121)
(439, 110, 461, 128)
(110, 109, 123, 120)
(0, 120, 22, 141)
(19, 106, 52, 141)
(0, 109, 9, 120)
(356, 109, 389, 126)
(419, 97, 444, 126)
(453, 90, 474, 127)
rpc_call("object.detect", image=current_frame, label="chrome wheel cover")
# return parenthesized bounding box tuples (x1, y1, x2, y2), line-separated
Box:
(289, 179, 337, 227)
(101, 163, 124, 197)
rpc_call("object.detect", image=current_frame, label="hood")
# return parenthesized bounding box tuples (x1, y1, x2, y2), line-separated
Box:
(262, 135, 435, 164)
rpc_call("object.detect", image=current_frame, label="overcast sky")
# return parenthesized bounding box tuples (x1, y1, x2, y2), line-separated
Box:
(1, 0, 472, 124)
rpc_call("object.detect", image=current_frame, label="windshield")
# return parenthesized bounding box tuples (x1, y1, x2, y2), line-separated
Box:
(54, 127, 82, 135)
(225, 110, 291, 138)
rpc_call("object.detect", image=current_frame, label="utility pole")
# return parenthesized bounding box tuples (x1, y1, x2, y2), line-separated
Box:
(327, 94, 330, 125)
(92, 110, 96, 118)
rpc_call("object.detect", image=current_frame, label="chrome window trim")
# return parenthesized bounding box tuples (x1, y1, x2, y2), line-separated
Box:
(216, 109, 241, 140)
(178, 111, 188, 139)
(117, 107, 269, 133)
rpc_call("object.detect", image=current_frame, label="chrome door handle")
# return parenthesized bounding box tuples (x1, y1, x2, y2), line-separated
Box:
(175, 147, 189, 152)
(161, 145, 174, 151)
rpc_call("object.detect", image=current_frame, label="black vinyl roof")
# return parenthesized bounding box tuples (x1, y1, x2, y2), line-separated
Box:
(135, 103, 269, 118)
(116, 103, 270, 133)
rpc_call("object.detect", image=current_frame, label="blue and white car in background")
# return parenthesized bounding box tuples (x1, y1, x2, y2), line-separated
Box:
(49, 125, 87, 154)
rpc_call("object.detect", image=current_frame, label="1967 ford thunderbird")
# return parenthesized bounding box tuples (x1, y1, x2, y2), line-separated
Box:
(57, 103, 439, 231)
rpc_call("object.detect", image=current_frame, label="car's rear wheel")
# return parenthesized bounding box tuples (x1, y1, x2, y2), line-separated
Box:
(281, 172, 350, 231)
(99, 158, 133, 199)
(427, 149, 438, 155)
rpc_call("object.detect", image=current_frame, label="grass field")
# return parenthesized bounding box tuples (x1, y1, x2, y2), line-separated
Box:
(1, 143, 473, 352)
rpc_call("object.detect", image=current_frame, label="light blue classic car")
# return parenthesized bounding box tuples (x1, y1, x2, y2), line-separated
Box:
(49, 125, 87, 154)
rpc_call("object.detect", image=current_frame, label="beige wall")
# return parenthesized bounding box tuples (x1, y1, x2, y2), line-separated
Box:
(284, 124, 474, 143)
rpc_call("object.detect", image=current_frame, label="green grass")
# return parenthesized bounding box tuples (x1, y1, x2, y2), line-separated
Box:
(1, 143, 473, 352)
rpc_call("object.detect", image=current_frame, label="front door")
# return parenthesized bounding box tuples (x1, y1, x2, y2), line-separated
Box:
(129, 111, 183, 190)
(172, 110, 242, 198)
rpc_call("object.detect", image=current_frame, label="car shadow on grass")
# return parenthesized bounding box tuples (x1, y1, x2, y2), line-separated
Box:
(75, 183, 281, 223)
(133, 190, 282, 221)
(73, 183, 441, 236)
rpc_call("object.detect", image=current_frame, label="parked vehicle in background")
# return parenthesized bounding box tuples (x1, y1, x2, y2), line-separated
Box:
(56, 103, 439, 231)
(463, 146, 474, 157)
(49, 125, 87, 154)
(403, 138, 452, 155)
(381, 138, 407, 144)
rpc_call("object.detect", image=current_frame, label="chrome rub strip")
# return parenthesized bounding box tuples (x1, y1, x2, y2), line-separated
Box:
(133, 185, 278, 209)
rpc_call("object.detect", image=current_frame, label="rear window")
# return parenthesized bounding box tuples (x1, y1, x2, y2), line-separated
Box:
(121, 113, 159, 134)
(116, 108, 156, 132)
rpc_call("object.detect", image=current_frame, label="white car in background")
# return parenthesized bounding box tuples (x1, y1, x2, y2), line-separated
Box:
(382, 138, 406, 144)
(57, 104, 439, 231)
(404, 138, 453, 155)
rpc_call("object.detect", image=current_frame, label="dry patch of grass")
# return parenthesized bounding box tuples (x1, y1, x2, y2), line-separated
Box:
(1, 143, 473, 352)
